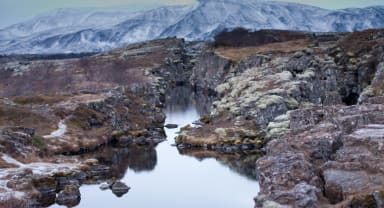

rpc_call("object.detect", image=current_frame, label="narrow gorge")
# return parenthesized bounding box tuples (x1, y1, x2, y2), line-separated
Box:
(0, 28, 384, 207)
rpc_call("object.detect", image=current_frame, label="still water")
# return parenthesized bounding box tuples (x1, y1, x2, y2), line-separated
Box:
(54, 88, 260, 207)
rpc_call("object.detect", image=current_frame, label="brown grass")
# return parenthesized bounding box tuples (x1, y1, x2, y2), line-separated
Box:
(0, 196, 28, 208)
(67, 104, 106, 130)
(336, 29, 384, 55)
(0, 38, 176, 97)
(0, 157, 18, 168)
(215, 39, 312, 62)
(0, 104, 56, 135)
(12, 94, 66, 105)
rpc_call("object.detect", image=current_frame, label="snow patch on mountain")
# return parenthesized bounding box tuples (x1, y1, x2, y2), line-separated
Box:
(0, 1, 383, 54)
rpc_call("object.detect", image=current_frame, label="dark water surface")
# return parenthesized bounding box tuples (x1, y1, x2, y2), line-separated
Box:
(53, 87, 260, 207)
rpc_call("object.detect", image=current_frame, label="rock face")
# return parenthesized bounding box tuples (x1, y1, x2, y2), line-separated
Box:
(167, 29, 384, 207)
(252, 29, 384, 207)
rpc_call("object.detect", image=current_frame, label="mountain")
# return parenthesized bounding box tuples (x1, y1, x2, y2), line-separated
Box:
(0, 0, 383, 54)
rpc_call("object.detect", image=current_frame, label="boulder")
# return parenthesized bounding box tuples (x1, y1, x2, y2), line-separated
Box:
(111, 181, 130, 197)
(56, 184, 81, 207)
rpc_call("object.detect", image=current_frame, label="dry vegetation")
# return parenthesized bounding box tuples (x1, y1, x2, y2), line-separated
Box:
(214, 28, 308, 47)
(0, 38, 176, 97)
(12, 94, 67, 105)
(0, 104, 56, 135)
(0, 196, 28, 208)
(215, 39, 312, 62)
(336, 29, 384, 54)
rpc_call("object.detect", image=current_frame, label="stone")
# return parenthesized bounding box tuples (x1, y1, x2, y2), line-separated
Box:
(111, 181, 130, 197)
(31, 176, 58, 206)
(164, 124, 178, 129)
(56, 184, 81, 207)
(99, 182, 111, 191)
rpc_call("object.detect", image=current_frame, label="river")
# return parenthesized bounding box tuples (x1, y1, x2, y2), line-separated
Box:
(53, 87, 260, 207)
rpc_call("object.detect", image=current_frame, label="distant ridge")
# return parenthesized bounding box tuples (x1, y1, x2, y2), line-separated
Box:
(0, 0, 383, 54)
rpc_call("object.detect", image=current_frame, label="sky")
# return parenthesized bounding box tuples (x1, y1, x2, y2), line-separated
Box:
(0, 0, 383, 29)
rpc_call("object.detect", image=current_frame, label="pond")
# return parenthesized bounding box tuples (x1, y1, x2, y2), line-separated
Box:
(53, 87, 260, 208)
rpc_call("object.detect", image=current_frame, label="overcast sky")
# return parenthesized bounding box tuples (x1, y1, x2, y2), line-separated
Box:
(0, 0, 383, 29)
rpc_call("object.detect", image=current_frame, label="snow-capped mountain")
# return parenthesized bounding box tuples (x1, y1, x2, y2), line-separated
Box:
(1, 0, 383, 54)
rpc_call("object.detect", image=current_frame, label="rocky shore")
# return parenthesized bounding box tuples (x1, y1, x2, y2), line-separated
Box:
(0, 38, 187, 206)
(0, 28, 384, 207)
(172, 28, 384, 207)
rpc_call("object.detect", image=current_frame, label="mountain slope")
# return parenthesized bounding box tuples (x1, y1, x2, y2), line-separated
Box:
(0, 0, 383, 54)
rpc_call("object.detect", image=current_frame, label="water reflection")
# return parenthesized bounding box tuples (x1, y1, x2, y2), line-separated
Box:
(166, 86, 214, 116)
(178, 149, 261, 181)
(82, 144, 158, 179)
(52, 87, 259, 208)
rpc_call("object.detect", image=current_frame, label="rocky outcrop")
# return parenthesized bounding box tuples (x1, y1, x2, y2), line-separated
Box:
(0, 38, 189, 205)
(158, 29, 384, 207)
(1, 28, 384, 207)
(256, 104, 384, 207)
(176, 30, 344, 150)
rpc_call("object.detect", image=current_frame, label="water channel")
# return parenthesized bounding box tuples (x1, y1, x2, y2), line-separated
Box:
(53, 87, 260, 207)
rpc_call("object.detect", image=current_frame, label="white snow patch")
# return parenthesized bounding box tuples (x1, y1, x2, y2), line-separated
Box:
(1, 154, 25, 168)
(43, 120, 67, 138)
(1, 154, 76, 174)
(0, 154, 79, 200)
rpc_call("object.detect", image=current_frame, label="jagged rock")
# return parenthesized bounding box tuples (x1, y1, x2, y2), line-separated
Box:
(190, 50, 232, 92)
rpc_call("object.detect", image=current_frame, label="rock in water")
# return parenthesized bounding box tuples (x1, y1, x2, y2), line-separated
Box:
(164, 124, 178, 129)
(56, 184, 81, 207)
(111, 181, 130, 197)
(99, 182, 111, 191)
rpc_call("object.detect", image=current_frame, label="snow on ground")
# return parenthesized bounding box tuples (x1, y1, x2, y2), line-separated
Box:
(43, 120, 67, 139)
(0, 154, 78, 199)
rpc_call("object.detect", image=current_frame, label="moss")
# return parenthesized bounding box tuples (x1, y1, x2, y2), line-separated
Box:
(286, 98, 299, 109)
(268, 120, 290, 129)
(214, 128, 227, 139)
(256, 95, 284, 110)
(348, 194, 376, 208)
(216, 83, 231, 96)
(274, 114, 289, 122)
(297, 69, 315, 79)
(200, 115, 211, 124)
(31, 136, 46, 150)
(372, 82, 384, 96)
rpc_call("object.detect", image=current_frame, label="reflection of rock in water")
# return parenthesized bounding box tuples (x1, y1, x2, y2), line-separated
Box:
(166, 86, 215, 115)
(82, 144, 157, 179)
(178, 149, 260, 181)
